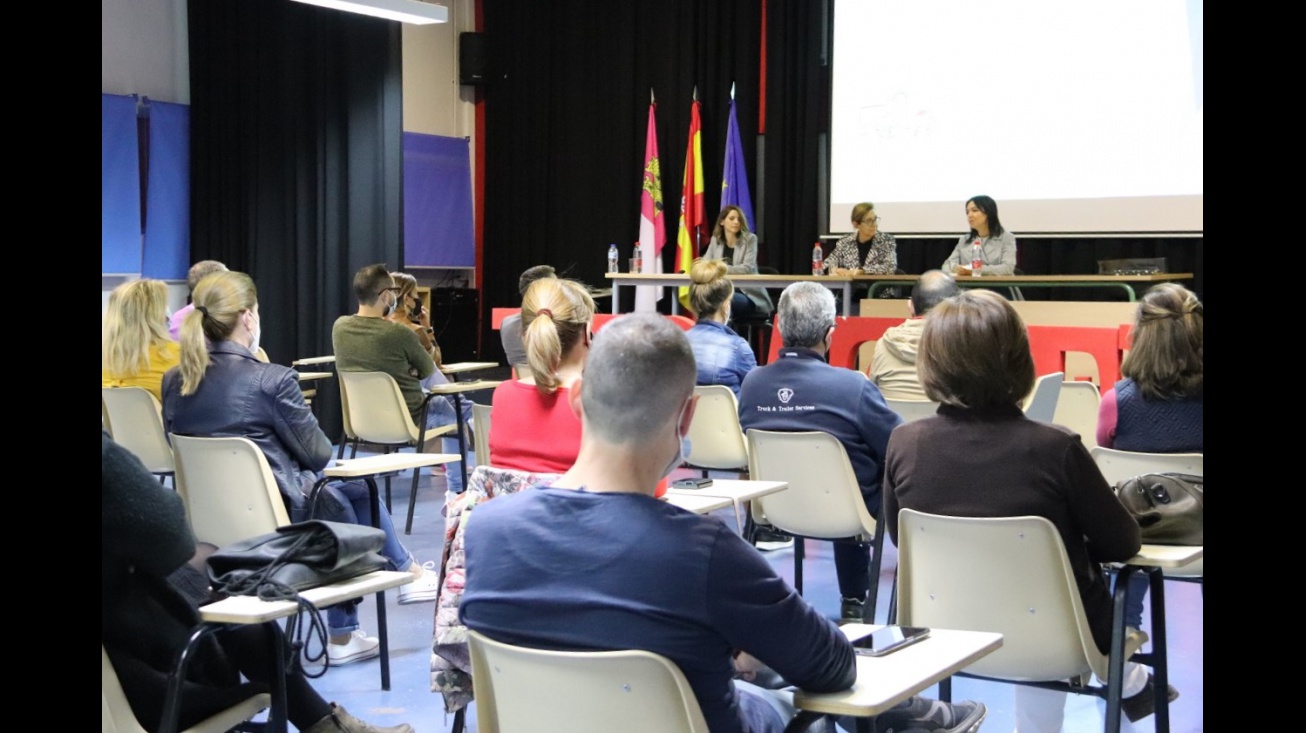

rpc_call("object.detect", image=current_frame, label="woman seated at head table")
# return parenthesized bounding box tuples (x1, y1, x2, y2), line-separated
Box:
(883, 289, 1174, 730)
(941, 194, 1018, 276)
(823, 201, 898, 276)
(103, 278, 181, 401)
(684, 258, 757, 398)
(160, 270, 441, 666)
(702, 205, 773, 319)
(488, 278, 594, 475)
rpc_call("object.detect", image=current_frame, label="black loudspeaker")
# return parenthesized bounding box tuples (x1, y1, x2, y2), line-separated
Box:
(460, 32, 489, 86)
(432, 288, 479, 361)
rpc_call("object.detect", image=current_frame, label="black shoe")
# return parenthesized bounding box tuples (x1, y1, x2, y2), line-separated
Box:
(1121, 674, 1180, 723)
(840, 596, 867, 622)
(871, 696, 987, 733)
(752, 526, 794, 551)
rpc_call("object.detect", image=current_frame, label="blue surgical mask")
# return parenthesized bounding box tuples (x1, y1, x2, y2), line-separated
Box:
(661, 401, 694, 479)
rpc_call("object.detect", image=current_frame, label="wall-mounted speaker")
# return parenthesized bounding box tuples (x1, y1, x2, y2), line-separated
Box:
(460, 32, 489, 86)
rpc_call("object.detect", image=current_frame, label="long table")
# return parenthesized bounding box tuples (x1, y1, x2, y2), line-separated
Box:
(857, 273, 1193, 301)
(605, 273, 856, 316)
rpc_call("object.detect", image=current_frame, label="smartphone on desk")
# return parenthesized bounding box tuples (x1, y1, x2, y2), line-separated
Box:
(672, 478, 714, 490)
(853, 626, 930, 657)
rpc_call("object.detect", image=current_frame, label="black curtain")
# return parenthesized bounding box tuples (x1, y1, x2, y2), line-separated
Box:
(479, 0, 762, 359)
(188, 0, 404, 438)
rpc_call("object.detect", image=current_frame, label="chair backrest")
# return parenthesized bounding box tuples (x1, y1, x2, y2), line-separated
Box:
(1051, 381, 1101, 449)
(171, 434, 290, 547)
(467, 630, 710, 733)
(338, 371, 419, 446)
(684, 386, 748, 471)
(1089, 447, 1203, 485)
(336, 374, 358, 442)
(884, 398, 941, 423)
(745, 430, 877, 541)
(896, 510, 1109, 682)
(473, 402, 493, 466)
(1022, 371, 1064, 423)
(103, 645, 270, 733)
(101, 387, 175, 475)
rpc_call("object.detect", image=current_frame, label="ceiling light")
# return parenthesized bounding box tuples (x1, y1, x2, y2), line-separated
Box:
(289, 0, 448, 25)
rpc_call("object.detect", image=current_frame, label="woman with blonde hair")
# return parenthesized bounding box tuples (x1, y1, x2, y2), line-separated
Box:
(487, 278, 595, 473)
(162, 270, 440, 667)
(102, 279, 180, 400)
(684, 258, 756, 397)
(387, 272, 441, 365)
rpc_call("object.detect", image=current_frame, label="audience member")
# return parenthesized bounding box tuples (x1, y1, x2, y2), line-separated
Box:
(487, 278, 594, 473)
(333, 264, 473, 493)
(162, 270, 439, 668)
(1096, 282, 1203, 639)
(685, 258, 757, 397)
(388, 272, 441, 366)
(169, 260, 228, 340)
(883, 289, 1174, 730)
(703, 205, 773, 320)
(102, 432, 414, 733)
(867, 270, 959, 401)
(460, 314, 983, 733)
(103, 278, 181, 401)
(738, 282, 902, 614)
(500, 265, 557, 376)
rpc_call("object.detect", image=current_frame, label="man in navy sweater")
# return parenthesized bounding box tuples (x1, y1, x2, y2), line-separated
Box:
(460, 314, 982, 733)
(739, 282, 903, 622)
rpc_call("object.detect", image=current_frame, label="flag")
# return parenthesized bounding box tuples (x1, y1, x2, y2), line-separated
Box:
(720, 95, 755, 233)
(675, 96, 705, 312)
(636, 95, 667, 312)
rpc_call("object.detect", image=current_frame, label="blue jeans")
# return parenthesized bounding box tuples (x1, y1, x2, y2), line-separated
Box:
(295, 479, 413, 635)
(424, 394, 476, 494)
(1113, 570, 1149, 630)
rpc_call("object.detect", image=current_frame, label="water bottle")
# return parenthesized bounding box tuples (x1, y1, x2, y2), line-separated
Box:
(632, 243, 642, 274)
(607, 243, 619, 274)
(812, 241, 824, 276)
(969, 238, 983, 277)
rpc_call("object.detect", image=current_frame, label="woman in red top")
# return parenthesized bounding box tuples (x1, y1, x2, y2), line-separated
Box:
(488, 278, 594, 473)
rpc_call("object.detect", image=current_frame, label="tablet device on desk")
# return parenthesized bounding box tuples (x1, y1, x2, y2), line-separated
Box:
(854, 626, 931, 657)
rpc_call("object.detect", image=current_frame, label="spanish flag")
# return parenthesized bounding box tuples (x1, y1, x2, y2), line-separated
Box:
(676, 93, 705, 312)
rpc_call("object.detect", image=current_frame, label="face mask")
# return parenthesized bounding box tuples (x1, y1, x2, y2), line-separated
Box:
(247, 311, 262, 355)
(660, 401, 693, 479)
(383, 292, 396, 317)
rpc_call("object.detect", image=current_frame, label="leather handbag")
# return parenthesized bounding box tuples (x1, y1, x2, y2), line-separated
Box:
(1113, 473, 1203, 545)
(208, 520, 387, 596)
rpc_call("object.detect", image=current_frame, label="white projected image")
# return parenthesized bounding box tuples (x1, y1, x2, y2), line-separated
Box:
(830, 0, 1203, 233)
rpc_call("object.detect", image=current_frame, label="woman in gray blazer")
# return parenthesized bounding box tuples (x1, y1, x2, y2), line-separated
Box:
(702, 205, 773, 318)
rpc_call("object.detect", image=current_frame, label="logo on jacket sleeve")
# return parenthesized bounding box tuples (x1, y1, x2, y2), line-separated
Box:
(777, 388, 794, 404)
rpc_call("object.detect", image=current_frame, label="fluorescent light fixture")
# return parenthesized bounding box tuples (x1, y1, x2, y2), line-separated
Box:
(289, 0, 448, 25)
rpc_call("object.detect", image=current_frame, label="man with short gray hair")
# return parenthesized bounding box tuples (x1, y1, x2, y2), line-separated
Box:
(738, 282, 903, 621)
(868, 270, 960, 400)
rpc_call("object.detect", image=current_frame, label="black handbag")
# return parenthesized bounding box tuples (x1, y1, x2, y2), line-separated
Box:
(207, 520, 388, 676)
(1113, 473, 1203, 545)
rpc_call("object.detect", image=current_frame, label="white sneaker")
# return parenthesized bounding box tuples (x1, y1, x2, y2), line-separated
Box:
(398, 561, 440, 605)
(328, 630, 380, 665)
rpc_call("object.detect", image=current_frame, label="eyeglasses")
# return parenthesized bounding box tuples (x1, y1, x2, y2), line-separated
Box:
(857, 216, 881, 226)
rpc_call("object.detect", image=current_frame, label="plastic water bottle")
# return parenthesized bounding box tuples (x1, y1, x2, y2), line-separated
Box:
(970, 238, 983, 277)
(607, 243, 619, 273)
(812, 241, 824, 275)
(632, 243, 642, 274)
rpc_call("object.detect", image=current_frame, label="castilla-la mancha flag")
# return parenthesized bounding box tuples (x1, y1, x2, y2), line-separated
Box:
(636, 96, 667, 312)
(675, 96, 704, 312)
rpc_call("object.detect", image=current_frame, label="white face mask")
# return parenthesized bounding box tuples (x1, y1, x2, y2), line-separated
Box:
(246, 310, 262, 355)
(660, 401, 694, 479)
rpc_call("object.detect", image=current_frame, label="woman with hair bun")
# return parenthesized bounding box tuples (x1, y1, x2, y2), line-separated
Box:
(487, 278, 595, 473)
(684, 258, 757, 397)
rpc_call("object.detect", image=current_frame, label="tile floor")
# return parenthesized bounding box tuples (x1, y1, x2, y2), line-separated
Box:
(302, 458, 1204, 733)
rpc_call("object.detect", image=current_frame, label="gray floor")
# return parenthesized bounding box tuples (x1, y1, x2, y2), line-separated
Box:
(302, 458, 1204, 733)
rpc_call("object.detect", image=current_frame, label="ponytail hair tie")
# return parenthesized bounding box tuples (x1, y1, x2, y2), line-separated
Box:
(196, 305, 210, 317)
(536, 308, 554, 319)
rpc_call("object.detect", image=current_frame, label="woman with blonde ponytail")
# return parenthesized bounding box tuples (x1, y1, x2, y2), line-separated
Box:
(161, 271, 440, 666)
(102, 279, 180, 400)
(487, 278, 595, 473)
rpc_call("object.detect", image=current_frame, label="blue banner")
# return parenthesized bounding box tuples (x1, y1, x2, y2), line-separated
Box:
(142, 101, 190, 280)
(403, 133, 475, 267)
(103, 94, 142, 273)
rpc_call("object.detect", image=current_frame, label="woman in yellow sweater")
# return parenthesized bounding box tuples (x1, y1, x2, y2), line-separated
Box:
(102, 279, 180, 401)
